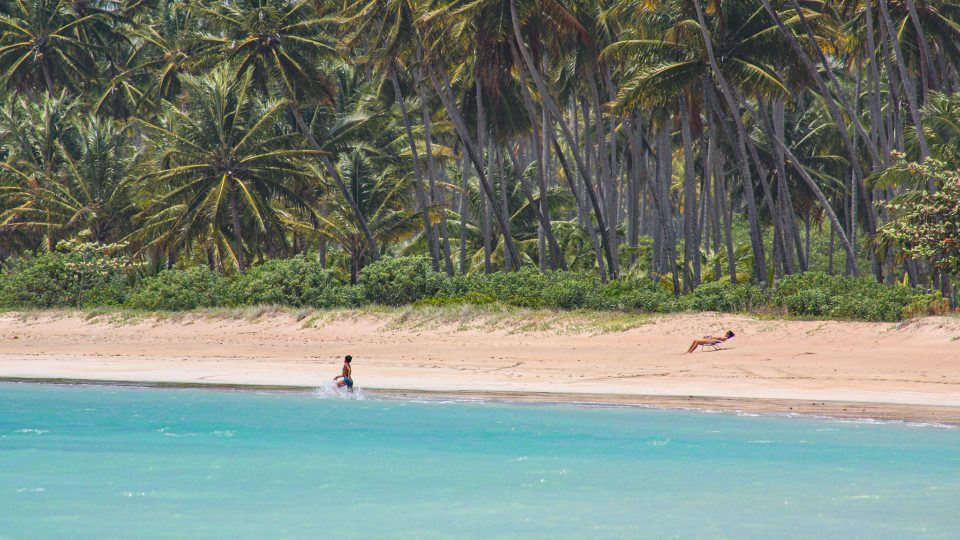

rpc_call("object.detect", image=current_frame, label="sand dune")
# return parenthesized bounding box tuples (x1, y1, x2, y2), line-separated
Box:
(1, 310, 959, 421)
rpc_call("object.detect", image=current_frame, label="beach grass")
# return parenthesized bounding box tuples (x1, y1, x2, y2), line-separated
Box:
(3, 303, 655, 334)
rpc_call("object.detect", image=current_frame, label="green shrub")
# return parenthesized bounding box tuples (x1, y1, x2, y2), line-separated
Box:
(0, 250, 132, 308)
(360, 256, 444, 306)
(541, 273, 596, 310)
(783, 288, 831, 317)
(125, 267, 229, 311)
(230, 256, 350, 308)
(689, 281, 768, 312)
(773, 272, 938, 321)
(591, 278, 679, 312)
(479, 268, 550, 307)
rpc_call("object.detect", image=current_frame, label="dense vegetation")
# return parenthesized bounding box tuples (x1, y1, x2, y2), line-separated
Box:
(0, 253, 947, 321)
(2, 0, 960, 317)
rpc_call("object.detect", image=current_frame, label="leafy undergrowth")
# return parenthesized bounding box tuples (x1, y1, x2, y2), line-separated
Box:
(1, 255, 951, 323)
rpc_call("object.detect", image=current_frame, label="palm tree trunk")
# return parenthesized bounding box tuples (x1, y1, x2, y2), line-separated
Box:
(229, 187, 246, 272)
(705, 123, 722, 280)
(626, 112, 644, 265)
(508, 137, 566, 271)
(413, 65, 454, 275)
(424, 63, 522, 270)
(772, 0, 880, 278)
(551, 135, 607, 281)
(767, 0, 883, 168)
(864, 6, 888, 160)
(877, 0, 931, 160)
(511, 44, 565, 270)
(508, 0, 617, 279)
(389, 71, 440, 271)
(497, 147, 512, 272)
(483, 149, 493, 274)
(903, 0, 940, 92)
(288, 103, 379, 261)
(460, 151, 470, 273)
(653, 122, 680, 294)
(691, 3, 767, 284)
(772, 99, 800, 274)
(680, 95, 699, 290)
(735, 87, 858, 270)
(42, 61, 55, 98)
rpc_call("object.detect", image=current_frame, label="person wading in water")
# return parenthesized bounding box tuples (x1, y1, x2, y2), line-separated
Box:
(334, 355, 354, 392)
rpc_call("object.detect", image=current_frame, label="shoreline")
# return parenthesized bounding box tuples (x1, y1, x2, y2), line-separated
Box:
(2, 309, 959, 424)
(4, 376, 959, 426)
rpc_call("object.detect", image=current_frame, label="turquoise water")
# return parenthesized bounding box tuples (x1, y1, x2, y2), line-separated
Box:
(1, 383, 959, 539)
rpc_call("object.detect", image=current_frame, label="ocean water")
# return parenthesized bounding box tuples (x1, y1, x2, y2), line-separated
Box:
(1, 383, 958, 539)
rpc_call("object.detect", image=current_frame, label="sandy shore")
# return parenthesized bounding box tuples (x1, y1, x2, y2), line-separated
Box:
(1, 309, 959, 422)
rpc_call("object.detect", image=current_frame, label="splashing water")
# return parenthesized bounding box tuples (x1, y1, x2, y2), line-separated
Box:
(313, 379, 365, 399)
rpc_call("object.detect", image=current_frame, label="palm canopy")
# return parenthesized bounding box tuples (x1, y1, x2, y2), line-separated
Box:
(605, 0, 819, 112)
(204, 0, 340, 101)
(133, 66, 319, 271)
(0, 0, 113, 95)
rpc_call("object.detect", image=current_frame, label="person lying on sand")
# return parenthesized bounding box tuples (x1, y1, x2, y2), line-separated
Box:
(685, 330, 735, 354)
(334, 355, 354, 392)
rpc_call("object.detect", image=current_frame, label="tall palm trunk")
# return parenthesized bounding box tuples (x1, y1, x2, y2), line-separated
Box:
(691, 2, 767, 285)
(772, 99, 802, 272)
(288, 103, 379, 261)
(389, 71, 440, 271)
(423, 62, 522, 270)
(508, 0, 617, 279)
(459, 151, 470, 273)
(477, 79, 492, 273)
(771, 0, 881, 279)
(229, 187, 246, 272)
(732, 90, 858, 271)
(768, 0, 882, 167)
(496, 147, 512, 272)
(653, 121, 680, 294)
(413, 62, 455, 275)
(877, 0, 931, 160)
(679, 96, 699, 290)
(551, 134, 607, 281)
(511, 44, 565, 270)
(903, 0, 940, 92)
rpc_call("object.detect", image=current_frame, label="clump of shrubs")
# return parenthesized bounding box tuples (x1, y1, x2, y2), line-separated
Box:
(688, 281, 768, 313)
(772, 272, 943, 321)
(0, 241, 135, 308)
(360, 256, 444, 306)
(230, 256, 359, 308)
(0, 253, 949, 321)
(126, 267, 229, 311)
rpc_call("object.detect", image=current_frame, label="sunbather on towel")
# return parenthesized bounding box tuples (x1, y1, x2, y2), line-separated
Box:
(685, 330, 735, 354)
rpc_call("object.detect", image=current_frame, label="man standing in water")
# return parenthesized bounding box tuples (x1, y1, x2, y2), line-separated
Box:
(334, 355, 353, 392)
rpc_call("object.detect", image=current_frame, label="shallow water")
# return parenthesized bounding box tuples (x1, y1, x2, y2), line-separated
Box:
(1, 383, 958, 539)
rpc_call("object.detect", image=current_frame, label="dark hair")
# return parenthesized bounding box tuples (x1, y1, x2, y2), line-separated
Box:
(344, 355, 352, 363)
(726, 330, 735, 338)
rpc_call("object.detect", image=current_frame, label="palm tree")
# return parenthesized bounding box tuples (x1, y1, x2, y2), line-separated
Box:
(0, 93, 74, 248)
(305, 149, 421, 283)
(204, 0, 381, 260)
(134, 66, 318, 271)
(0, 0, 106, 96)
(94, 0, 212, 117)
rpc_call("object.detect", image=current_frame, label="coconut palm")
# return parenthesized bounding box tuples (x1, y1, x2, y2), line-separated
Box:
(203, 0, 381, 260)
(306, 149, 420, 283)
(134, 66, 318, 271)
(0, 0, 107, 96)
